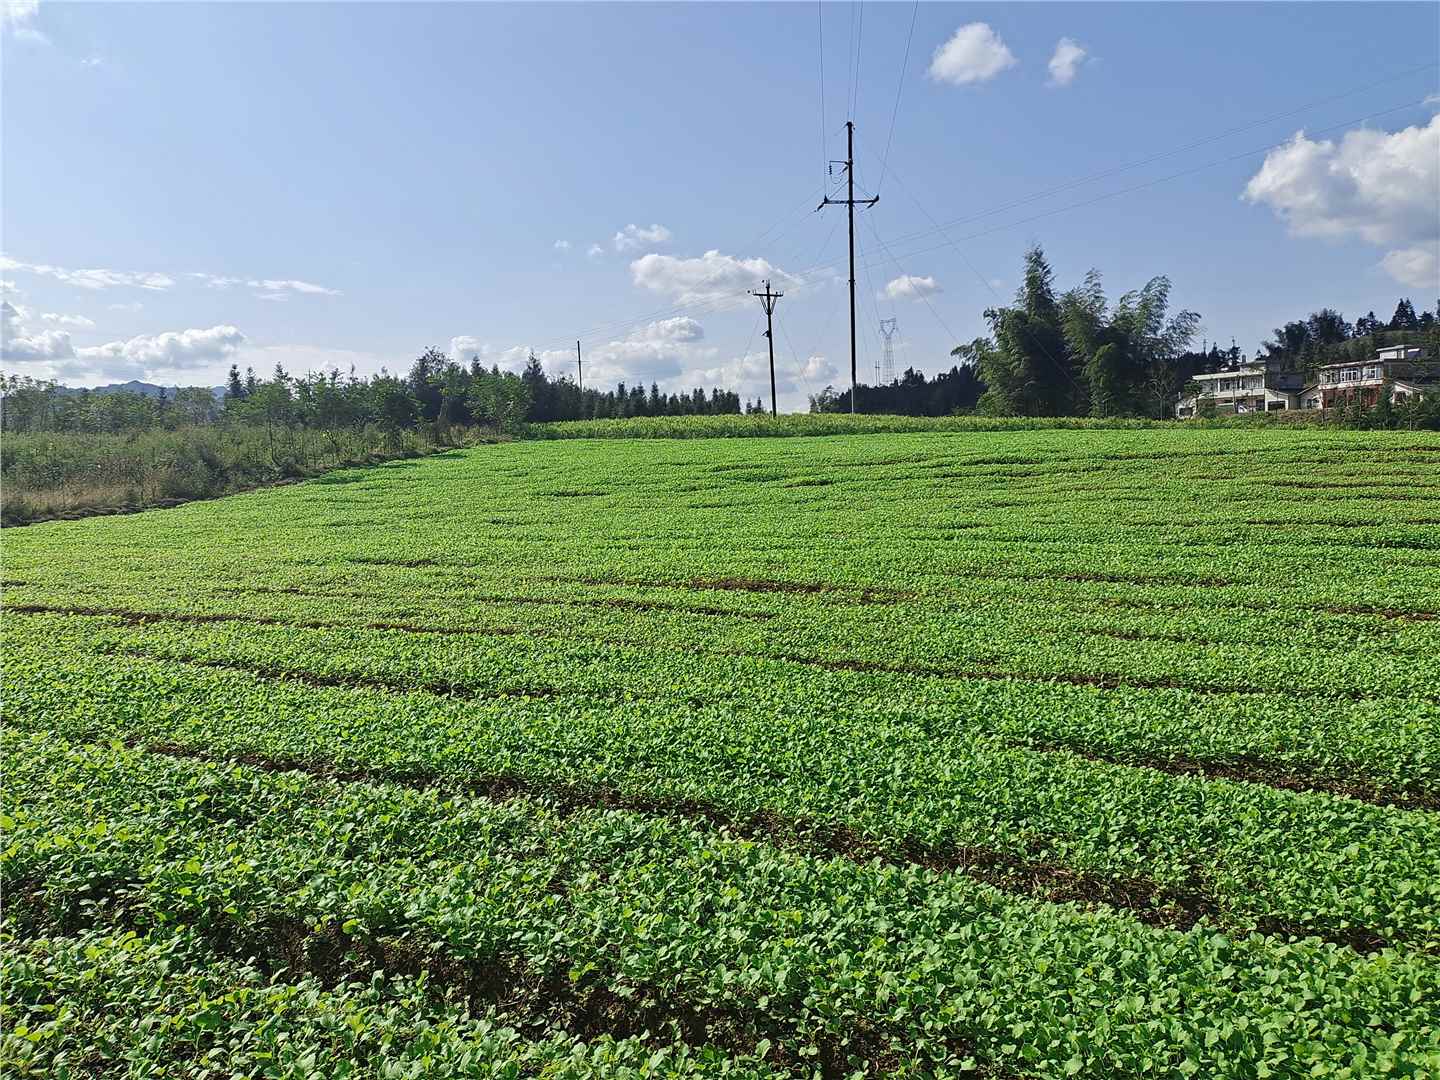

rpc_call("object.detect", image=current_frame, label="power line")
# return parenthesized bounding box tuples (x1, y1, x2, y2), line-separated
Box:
(819, 121, 880, 411)
(868, 65, 1438, 250)
(845, 0, 856, 126)
(846, 0, 858, 120)
(551, 85, 1433, 386)
(856, 218, 888, 384)
(876, 0, 919, 195)
(816, 0, 827, 189)
(557, 67, 1434, 358)
(553, 184, 824, 352)
(791, 96, 1431, 286)
(861, 213, 959, 347)
(748, 279, 785, 416)
(779, 320, 815, 407)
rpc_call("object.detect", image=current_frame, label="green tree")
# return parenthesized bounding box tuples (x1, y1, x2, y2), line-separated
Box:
(1390, 298, 1419, 331)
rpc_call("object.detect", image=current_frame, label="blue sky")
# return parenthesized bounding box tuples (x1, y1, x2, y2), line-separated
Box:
(3, 1, 1437, 410)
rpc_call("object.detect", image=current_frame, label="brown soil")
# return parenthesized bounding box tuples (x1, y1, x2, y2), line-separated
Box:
(1024, 740, 1436, 813)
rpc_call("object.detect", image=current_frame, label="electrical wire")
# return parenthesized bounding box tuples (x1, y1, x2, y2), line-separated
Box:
(816, 0, 827, 189)
(846, 0, 858, 120)
(790, 96, 1432, 284)
(545, 85, 1433, 381)
(868, 64, 1438, 250)
(875, 0, 918, 195)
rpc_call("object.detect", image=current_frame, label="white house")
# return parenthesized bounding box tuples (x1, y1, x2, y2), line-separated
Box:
(1175, 360, 1303, 417)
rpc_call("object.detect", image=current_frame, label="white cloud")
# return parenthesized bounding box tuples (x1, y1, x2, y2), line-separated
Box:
(447, 317, 842, 410)
(587, 243, 605, 259)
(0, 279, 18, 293)
(2, 0, 45, 42)
(192, 273, 341, 297)
(449, 337, 533, 370)
(689, 347, 841, 404)
(929, 23, 1017, 86)
(56, 325, 247, 381)
(107, 301, 144, 312)
(631, 316, 704, 343)
(883, 274, 941, 301)
(2, 329, 75, 362)
(630, 249, 799, 308)
(1047, 38, 1088, 87)
(2, 1, 39, 26)
(237, 343, 392, 381)
(1381, 245, 1439, 290)
(553, 240, 571, 251)
(613, 223, 673, 253)
(451, 317, 717, 389)
(1, 256, 175, 291)
(2, 300, 76, 362)
(40, 312, 95, 327)
(1243, 115, 1439, 287)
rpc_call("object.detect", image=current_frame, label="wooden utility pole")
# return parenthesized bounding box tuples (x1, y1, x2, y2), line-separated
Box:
(575, 340, 583, 393)
(749, 279, 784, 417)
(820, 121, 879, 413)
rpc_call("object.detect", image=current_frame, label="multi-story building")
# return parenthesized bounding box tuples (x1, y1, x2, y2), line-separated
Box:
(1174, 360, 1303, 417)
(1177, 346, 1436, 416)
(1300, 345, 1435, 410)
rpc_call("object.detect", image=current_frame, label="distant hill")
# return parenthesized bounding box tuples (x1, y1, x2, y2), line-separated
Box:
(57, 381, 226, 399)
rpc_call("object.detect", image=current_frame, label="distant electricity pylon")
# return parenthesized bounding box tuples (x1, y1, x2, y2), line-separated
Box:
(878, 318, 899, 385)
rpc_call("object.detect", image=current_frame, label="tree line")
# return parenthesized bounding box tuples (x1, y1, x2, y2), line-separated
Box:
(813, 246, 1437, 420)
(1, 348, 746, 436)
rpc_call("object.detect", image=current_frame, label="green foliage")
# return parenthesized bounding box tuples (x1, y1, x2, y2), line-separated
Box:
(0, 425, 497, 526)
(4, 428, 1440, 1076)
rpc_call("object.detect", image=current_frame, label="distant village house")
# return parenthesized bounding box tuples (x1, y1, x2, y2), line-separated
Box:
(1176, 345, 1435, 418)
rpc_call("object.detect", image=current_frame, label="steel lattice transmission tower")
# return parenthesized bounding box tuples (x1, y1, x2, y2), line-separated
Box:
(878, 318, 899, 385)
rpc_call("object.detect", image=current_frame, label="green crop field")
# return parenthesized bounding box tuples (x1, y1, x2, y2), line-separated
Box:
(3, 426, 1439, 1078)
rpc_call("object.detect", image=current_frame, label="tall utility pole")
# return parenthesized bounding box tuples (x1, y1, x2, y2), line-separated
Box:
(820, 121, 879, 413)
(575, 340, 583, 393)
(749, 279, 784, 417)
(879, 318, 899, 385)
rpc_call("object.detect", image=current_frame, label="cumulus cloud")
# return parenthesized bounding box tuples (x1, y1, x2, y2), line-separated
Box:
(3, 328, 74, 362)
(553, 240, 571, 251)
(630, 250, 798, 308)
(630, 316, 704, 343)
(448, 316, 841, 410)
(883, 274, 941, 301)
(54, 325, 247, 381)
(1243, 114, 1439, 288)
(448, 337, 532, 370)
(929, 23, 1017, 86)
(1, 256, 175, 291)
(2, 299, 77, 361)
(1047, 38, 1088, 87)
(587, 243, 605, 259)
(40, 312, 95, 328)
(1381, 246, 1439, 290)
(689, 347, 842, 404)
(450, 317, 718, 390)
(613, 223, 673, 253)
